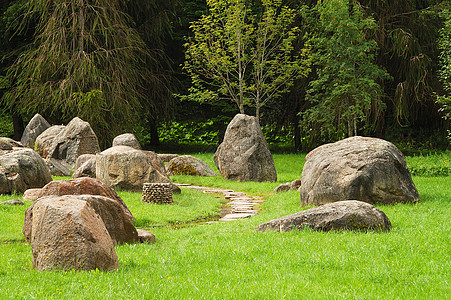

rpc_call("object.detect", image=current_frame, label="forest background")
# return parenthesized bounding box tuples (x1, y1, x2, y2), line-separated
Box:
(0, 0, 450, 154)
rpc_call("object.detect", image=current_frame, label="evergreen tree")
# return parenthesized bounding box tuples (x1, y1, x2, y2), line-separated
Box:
(2, 0, 172, 147)
(302, 0, 389, 140)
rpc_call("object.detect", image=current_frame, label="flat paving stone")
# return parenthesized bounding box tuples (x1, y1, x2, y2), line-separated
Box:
(178, 183, 260, 222)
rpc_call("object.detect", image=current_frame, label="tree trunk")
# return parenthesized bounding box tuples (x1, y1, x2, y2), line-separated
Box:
(148, 118, 160, 149)
(12, 113, 24, 141)
(294, 113, 301, 151)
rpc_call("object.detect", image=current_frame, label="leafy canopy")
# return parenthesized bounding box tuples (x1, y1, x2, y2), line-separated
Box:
(302, 0, 389, 140)
(183, 0, 311, 120)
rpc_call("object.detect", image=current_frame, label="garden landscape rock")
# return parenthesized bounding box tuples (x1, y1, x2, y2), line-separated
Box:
(25, 196, 119, 271)
(45, 158, 72, 176)
(167, 155, 217, 176)
(22, 188, 42, 201)
(256, 200, 391, 232)
(96, 146, 171, 192)
(24, 194, 137, 245)
(20, 114, 51, 148)
(0, 137, 24, 153)
(274, 180, 302, 193)
(137, 229, 156, 244)
(158, 154, 179, 163)
(35, 125, 65, 158)
(33, 177, 135, 222)
(0, 149, 52, 194)
(300, 136, 420, 206)
(73, 155, 96, 178)
(214, 114, 277, 182)
(0, 199, 24, 205)
(112, 133, 141, 150)
(48, 117, 100, 166)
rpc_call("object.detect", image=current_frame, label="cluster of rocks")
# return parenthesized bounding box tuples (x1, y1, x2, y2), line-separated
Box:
(257, 136, 420, 233)
(23, 177, 155, 271)
(142, 183, 174, 204)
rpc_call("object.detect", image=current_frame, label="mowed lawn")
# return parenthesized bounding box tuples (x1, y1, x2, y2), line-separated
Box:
(0, 153, 449, 299)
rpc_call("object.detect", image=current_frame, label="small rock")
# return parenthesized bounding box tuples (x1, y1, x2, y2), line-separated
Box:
(167, 155, 217, 177)
(112, 133, 141, 150)
(274, 183, 291, 193)
(0, 199, 24, 205)
(137, 229, 156, 244)
(290, 179, 302, 190)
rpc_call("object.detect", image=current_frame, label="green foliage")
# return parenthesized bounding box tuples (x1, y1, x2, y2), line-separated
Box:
(438, 9, 451, 141)
(406, 152, 451, 176)
(302, 0, 389, 141)
(1, 0, 171, 147)
(184, 0, 311, 119)
(0, 110, 13, 137)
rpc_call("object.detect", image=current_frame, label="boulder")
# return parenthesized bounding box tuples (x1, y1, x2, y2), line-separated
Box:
(274, 183, 292, 193)
(48, 117, 100, 166)
(0, 149, 52, 194)
(112, 133, 141, 150)
(24, 194, 138, 245)
(167, 155, 217, 176)
(256, 200, 391, 233)
(214, 114, 277, 182)
(290, 179, 302, 191)
(300, 136, 420, 206)
(0, 137, 24, 149)
(158, 154, 179, 163)
(45, 158, 72, 177)
(0, 199, 24, 205)
(25, 196, 119, 271)
(20, 114, 51, 148)
(137, 229, 156, 244)
(35, 125, 65, 158)
(73, 158, 96, 179)
(96, 146, 171, 192)
(23, 188, 42, 201)
(74, 154, 96, 171)
(35, 177, 135, 222)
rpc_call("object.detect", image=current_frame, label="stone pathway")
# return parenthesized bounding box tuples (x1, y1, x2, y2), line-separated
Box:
(174, 184, 263, 222)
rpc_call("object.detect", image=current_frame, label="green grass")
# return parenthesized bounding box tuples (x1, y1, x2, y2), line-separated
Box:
(405, 151, 451, 176)
(0, 153, 449, 299)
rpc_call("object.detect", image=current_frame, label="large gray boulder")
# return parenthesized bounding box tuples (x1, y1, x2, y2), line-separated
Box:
(214, 114, 277, 182)
(256, 200, 391, 233)
(35, 125, 65, 158)
(25, 196, 119, 271)
(112, 133, 141, 150)
(167, 155, 217, 176)
(48, 117, 100, 166)
(20, 114, 51, 148)
(0, 149, 52, 194)
(300, 136, 420, 206)
(24, 194, 138, 245)
(96, 146, 171, 192)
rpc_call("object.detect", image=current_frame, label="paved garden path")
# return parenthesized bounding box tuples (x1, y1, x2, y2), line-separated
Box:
(174, 184, 263, 221)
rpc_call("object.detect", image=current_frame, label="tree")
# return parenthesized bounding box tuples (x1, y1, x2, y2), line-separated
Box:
(301, 0, 389, 141)
(183, 0, 311, 121)
(361, 0, 444, 133)
(437, 9, 451, 141)
(1, 0, 172, 147)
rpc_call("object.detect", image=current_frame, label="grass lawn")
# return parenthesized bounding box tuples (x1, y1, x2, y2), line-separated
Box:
(0, 153, 449, 299)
